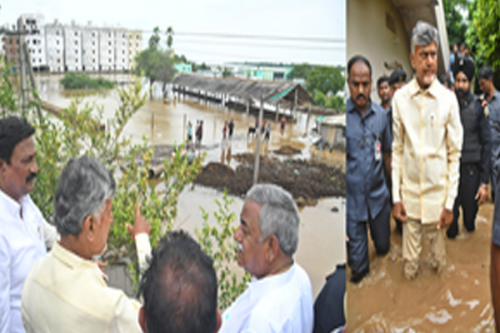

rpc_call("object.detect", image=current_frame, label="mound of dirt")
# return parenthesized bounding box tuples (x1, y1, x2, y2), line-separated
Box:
(273, 145, 302, 156)
(194, 153, 345, 206)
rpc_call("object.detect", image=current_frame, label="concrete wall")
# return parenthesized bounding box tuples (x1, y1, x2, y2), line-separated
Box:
(347, 0, 412, 103)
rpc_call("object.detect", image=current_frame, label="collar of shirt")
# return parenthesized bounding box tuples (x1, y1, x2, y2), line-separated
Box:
(247, 262, 296, 302)
(347, 98, 375, 118)
(52, 242, 105, 280)
(409, 77, 439, 99)
(0, 189, 34, 222)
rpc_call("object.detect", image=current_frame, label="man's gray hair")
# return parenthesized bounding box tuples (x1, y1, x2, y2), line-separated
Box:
(54, 156, 116, 236)
(411, 21, 439, 53)
(246, 184, 300, 256)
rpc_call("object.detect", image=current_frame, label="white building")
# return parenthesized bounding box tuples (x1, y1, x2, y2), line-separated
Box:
(127, 30, 142, 71)
(63, 21, 82, 72)
(45, 20, 64, 72)
(99, 28, 115, 71)
(18, 14, 47, 71)
(114, 28, 128, 71)
(81, 22, 99, 72)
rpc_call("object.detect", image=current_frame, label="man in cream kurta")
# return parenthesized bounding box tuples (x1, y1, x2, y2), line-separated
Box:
(392, 21, 463, 280)
(21, 156, 151, 333)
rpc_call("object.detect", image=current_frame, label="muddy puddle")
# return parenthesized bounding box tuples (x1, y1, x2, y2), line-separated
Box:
(346, 203, 495, 332)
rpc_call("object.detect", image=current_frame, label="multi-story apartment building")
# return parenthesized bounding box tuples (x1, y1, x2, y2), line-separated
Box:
(127, 30, 142, 71)
(63, 21, 82, 71)
(18, 14, 47, 70)
(45, 20, 64, 72)
(114, 28, 128, 71)
(99, 28, 115, 71)
(81, 22, 99, 72)
(2, 34, 19, 65)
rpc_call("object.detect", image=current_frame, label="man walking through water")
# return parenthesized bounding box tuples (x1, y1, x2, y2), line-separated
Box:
(392, 21, 463, 280)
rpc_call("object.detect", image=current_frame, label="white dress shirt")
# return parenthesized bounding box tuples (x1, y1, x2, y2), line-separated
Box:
(0, 189, 57, 333)
(219, 262, 314, 333)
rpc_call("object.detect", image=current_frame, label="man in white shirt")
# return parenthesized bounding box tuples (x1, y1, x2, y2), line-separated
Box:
(21, 156, 151, 333)
(219, 184, 314, 333)
(0, 116, 58, 333)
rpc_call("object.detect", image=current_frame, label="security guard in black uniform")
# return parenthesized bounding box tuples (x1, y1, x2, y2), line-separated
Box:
(448, 56, 491, 239)
(387, 69, 407, 234)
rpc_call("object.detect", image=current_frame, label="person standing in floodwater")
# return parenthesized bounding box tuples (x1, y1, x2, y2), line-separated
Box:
(187, 121, 193, 143)
(223, 121, 228, 139)
(280, 116, 286, 135)
(448, 56, 490, 240)
(346, 55, 392, 283)
(228, 119, 234, 138)
(264, 123, 271, 142)
(392, 21, 463, 280)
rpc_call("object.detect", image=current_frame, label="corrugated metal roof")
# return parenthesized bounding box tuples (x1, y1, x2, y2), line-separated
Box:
(318, 114, 346, 127)
(172, 74, 313, 104)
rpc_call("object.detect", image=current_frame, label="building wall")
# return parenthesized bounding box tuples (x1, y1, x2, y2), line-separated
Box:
(45, 22, 64, 72)
(99, 29, 115, 71)
(64, 25, 82, 71)
(347, 0, 412, 101)
(81, 26, 99, 72)
(114, 28, 128, 71)
(19, 14, 47, 69)
(127, 30, 142, 71)
(3, 35, 20, 65)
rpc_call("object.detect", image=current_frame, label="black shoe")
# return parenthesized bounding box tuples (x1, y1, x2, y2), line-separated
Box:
(350, 267, 369, 284)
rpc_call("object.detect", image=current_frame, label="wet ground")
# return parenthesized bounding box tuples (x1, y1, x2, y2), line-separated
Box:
(346, 203, 495, 332)
(35, 73, 346, 297)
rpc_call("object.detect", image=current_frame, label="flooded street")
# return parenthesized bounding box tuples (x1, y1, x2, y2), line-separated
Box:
(346, 203, 495, 332)
(35, 73, 346, 297)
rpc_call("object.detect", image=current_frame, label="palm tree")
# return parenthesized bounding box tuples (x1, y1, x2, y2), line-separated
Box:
(166, 26, 174, 49)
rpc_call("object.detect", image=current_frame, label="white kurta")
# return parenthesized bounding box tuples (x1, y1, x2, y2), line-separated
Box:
(220, 263, 314, 333)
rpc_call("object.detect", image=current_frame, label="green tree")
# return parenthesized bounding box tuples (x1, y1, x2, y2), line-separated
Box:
(314, 91, 327, 107)
(306, 66, 344, 97)
(286, 63, 313, 80)
(222, 67, 233, 78)
(149, 26, 161, 49)
(166, 26, 174, 49)
(443, 0, 470, 45)
(328, 95, 345, 111)
(466, 0, 500, 88)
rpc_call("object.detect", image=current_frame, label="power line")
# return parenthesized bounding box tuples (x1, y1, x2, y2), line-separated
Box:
(142, 30, 344, 44)
(174, 38, 345, 51)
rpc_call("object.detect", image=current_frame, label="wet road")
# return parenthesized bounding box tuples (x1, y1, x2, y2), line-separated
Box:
(35, 73, 346, 297)
(346, 203, 495, 332)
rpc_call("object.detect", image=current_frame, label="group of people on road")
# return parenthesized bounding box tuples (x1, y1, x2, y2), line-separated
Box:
(0, 114, 346, 333)
(186, 119, 204, 145)
(346, 20, 500, 292)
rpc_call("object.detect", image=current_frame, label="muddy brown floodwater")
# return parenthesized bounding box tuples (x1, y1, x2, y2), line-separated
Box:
(346, 203, 495, 332)
(35, 73, 346, 298)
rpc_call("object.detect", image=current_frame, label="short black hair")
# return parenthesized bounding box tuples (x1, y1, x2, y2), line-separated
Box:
(0, 116, 35, 164)
(139, 230, 218, 333)
(348, 55, 372, 78)
(377, 76, 389, 87)
(478, 66, 494, 80)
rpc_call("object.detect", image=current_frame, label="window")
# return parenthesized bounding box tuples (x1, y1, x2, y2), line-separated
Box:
(93, 59, 95, 63)
(56, 31, 59, 36)
(92, 32, 95, 37)
(75, 32, 78, 36)
(57, 40, 59, 45)
(39, 49, 41, 53)
(123, 34, 125, 38)
(109, 58, 111, 62)
(109, 42, 111, 46)
(109, 50, 111, 54)
(75, 41, 78, 45)
(93, 50, 95, 54)
(136, 43, 139, 47)
(109, 33, 111, 37)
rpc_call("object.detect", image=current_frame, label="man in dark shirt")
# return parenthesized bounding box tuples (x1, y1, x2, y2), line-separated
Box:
(346, 55, 392, 283)
(448, 57, 490, 239)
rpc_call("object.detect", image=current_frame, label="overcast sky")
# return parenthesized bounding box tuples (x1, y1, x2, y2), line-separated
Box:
(1, 0, 345, 66)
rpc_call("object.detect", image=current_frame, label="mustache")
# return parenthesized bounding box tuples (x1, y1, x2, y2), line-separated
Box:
(26, 173, 37, 183)
(356, 93, 367, 100)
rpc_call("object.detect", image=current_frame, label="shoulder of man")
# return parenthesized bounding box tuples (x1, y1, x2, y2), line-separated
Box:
(478, 94, 489, 116)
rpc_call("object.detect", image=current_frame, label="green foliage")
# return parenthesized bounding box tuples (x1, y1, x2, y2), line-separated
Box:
(135, 46, 176, 88)
(314, 91, 327, 106)
(166, 26, 174, 49)
(443, 0, 470, 45)
(195, 191, 252, 311)
(0, 58, 18, 117)
(149, 26, 161, 49)
(193, 62, 211, 72)
(222, 67, 233, 79)
(59, 73, 115, 90)
(286, 63, 313, 80)
(328, 95, 345, 111)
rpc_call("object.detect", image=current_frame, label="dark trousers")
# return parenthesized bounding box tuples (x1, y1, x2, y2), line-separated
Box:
(448, 163, 480, 239)
(347, 203, 391, 279)
(313, 264, 346, 333)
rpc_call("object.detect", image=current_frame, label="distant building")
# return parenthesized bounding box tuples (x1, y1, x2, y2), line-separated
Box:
(127, 30, 142, 71)
(115, 28, 128, 71)
(3, 34, 19, 66)
(174, 63, 192, 74)
(18, 14, 47, 71)
(226, 63, 292, 81)
(63, 21, 82, 72)
(99, 28, 115, 71)
(81, 22, 99, 72)
(45, 20, 64, 72)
